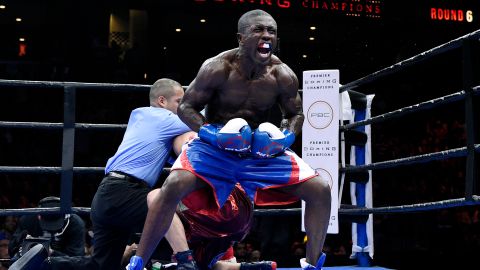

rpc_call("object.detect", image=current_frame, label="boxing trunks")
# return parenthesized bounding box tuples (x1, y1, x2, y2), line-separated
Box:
(178, 184, 252, 269)
(172, 138, 318, 214)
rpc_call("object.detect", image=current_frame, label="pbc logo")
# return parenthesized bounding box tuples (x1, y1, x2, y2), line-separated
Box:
(307, 101, 333, 129)
(314, 168, 333, 191)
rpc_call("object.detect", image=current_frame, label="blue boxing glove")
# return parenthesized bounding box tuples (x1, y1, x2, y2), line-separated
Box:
(198, 118, 252, 152)
(252, 122, 296, 158)
(126, 255, 144, 270)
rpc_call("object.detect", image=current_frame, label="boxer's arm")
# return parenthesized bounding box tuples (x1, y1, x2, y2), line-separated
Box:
(178, 58, 227, 132)
(173, 131, 197, 156)
(277, 63, 304, 136)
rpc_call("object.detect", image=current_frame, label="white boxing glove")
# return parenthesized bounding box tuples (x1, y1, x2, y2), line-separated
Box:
(251, 122, 295, 158)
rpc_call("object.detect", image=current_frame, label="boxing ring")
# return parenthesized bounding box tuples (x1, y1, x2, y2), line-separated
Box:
(1, 29, 480, 269)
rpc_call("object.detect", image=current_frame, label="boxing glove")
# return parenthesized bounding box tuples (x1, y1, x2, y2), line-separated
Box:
(252, 122, 295, 158)
(126, 255, 144, 270)
(198, 118, 252, 152)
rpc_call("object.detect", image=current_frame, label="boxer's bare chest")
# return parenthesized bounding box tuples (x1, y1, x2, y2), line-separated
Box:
(214, 69, 279, 112)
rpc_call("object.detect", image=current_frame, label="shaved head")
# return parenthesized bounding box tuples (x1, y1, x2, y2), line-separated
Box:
(149, 78, 183, 106)
(237, 9, 274, 34)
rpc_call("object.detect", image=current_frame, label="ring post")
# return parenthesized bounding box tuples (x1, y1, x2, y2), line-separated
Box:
(462, 38, 479, 200)
(60, 86, 76, 214)
(353, 108, 369, 267)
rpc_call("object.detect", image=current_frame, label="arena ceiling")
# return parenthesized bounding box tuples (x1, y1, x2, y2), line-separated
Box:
(0, 0, 478, 85)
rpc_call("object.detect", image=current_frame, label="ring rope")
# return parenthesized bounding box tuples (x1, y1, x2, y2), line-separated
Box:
(341, 145, 479, 173)
(339, 29, 480, 92)
(0, 79, 150, 91)
(4, 196, 480, 218)
(0, 166, 171, 174)
(0, 206, 306, 217)
(338, 196, 480, 215)
(340, 87, 479, 131)
(2, 87, 476, 133)
(0, 121, 127, 130)
(2, 144, 474, 175)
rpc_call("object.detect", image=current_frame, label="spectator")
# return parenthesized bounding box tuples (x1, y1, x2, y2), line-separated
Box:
(8, 196, 85, 260)
(249, 250, 261, 262)
(1, 216, 17, 240)
(234, 242, 248, 263)
(0, 232, 10, 270)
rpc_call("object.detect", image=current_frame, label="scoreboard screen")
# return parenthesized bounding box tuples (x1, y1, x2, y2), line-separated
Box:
(193, 0, 477, 24)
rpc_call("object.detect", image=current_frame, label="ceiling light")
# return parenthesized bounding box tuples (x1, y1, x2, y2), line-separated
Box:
(175, 28, 181, 32)
(309, 37, 315, 41)
(302, 55, 307, 58)
(0, 5, 6, 9)
(310, 26, 316, 30)
(200, 19, 206, 23)
(16, 18, 22, 22)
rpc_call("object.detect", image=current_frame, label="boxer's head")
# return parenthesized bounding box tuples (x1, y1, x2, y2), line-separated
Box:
(237, 9, 277, 65)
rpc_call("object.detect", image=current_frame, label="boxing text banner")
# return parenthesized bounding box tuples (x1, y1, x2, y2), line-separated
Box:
(301, 70, 339, 234)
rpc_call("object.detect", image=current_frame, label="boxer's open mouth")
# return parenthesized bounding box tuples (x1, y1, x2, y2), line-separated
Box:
(257, 43, 272, 58)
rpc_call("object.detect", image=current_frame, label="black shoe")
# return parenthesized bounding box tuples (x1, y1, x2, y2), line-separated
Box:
(240, 261, 277, 270)
(8, 244, 48, 270)
(173, 250, 198, 270)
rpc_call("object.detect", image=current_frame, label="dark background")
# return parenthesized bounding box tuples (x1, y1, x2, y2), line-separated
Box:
(1, 0, 480, 269)
(0, 0, 479, 85)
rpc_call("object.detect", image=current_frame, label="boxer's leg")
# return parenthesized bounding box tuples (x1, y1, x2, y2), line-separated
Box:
(280, 176, 331, 269)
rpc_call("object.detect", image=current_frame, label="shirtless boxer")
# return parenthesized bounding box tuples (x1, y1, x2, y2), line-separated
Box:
(129, 9, 331, 270)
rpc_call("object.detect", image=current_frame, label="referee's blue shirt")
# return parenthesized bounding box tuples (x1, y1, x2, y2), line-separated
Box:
(105, 106, 190, 187)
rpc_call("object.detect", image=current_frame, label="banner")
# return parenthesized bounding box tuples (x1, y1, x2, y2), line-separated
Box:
(301, 70, 339, 234)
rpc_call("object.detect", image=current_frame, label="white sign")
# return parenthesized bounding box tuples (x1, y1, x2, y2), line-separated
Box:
(301, 70, 339, 234)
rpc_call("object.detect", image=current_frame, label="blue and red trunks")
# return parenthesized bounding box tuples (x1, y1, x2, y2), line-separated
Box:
(173, 138, 318, 215)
